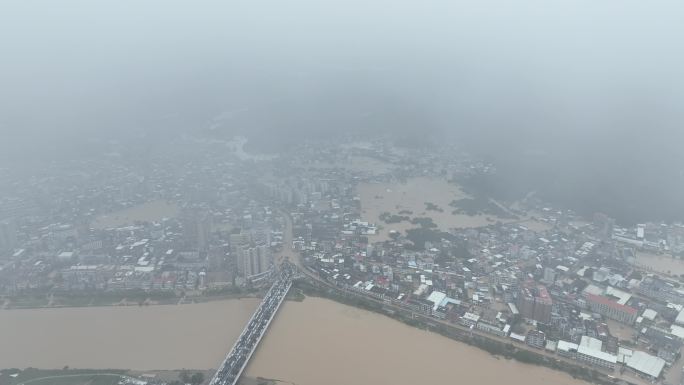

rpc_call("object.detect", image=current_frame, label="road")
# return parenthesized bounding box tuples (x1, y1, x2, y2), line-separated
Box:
(209, 266, 293, 385)
(276, 210, 301, 269)
(664, 346, 683, 385)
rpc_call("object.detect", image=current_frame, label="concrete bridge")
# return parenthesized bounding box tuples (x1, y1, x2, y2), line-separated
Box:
(209, 263, 295, 385)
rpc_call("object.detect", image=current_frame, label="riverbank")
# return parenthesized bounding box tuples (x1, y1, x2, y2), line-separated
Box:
(0, 368, 276, 385)
(0, 368, 129, 385)
(0, 287, 639, 385)
(291, 279, 640, 385)
(0, 286, 273, 311)
(246, 295, 592, 385)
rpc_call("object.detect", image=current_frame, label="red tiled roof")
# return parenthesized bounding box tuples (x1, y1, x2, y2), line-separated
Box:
(586, 293, 638, 315)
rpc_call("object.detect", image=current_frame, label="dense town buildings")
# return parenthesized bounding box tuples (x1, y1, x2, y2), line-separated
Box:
(1, 137, 683, 382)
(517, 283, 553, 324)
(586, 293, 638, 325)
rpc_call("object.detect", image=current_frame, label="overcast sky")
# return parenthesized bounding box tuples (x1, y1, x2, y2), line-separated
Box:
(2, 0, 682, 142)
(1, 0, 684, 221)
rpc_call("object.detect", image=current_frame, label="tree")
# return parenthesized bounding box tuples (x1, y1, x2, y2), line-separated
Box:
(180, 371, 191, 384)
(190, 372, 204, 385)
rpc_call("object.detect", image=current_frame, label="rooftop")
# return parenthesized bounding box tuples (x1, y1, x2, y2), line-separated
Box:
(642, 309, 657, 321)
(586, 293, 638, 315)
(577, 345, 617, 364)
(557, 340, 579, 352)
(426, 291, 447, 311)
(580, 335, 603, 351)
(625, 351, 666, 378)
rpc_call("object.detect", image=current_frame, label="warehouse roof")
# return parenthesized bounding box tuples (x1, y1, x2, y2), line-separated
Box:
(577, 345, 617, 364)
(625, 351, 666, 378)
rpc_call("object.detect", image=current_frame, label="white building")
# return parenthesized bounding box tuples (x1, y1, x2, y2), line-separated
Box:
(460, 312, 480, 327)
(576, 341, 617, 370)
(476, 321, 506, 337)
(641, 309, 658, 322)
(675, 308, 684, 325)
(625, 351, 666, 379)
(557, 340, 579, 358)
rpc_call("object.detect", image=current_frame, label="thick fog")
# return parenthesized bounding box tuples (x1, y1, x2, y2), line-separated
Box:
(1, 0, 683, 222)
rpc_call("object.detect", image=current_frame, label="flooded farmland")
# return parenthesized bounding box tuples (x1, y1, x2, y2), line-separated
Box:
(358, 177, 507, 240)
(91, 200, 179, 229)
(358, 177, 554, 240)
(631, 251, 684, 276)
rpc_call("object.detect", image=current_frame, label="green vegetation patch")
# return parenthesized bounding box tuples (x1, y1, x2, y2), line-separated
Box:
(0, 368, 127, 385)
(424, 202, 444, 212)
(409, 217, 437, 228)
(379, 212, 410, 224)
(450, 197, 517, 219)
(405, 228, 450, 250)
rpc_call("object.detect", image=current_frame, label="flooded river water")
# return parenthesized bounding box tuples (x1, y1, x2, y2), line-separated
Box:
(246, 297, 587, 385)
(0, 299, 258, 370)
(2, 297, 588, 385)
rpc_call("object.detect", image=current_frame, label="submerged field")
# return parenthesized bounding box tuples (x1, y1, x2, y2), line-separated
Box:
(631, 251, 684, 276)
(359, 177, 513, 240)
(91, 200, 178, 229)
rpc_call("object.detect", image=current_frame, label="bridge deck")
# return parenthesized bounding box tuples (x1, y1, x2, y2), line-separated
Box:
(209, 265, 294, 385)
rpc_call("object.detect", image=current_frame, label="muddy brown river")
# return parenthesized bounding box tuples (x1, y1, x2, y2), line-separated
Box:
(1, 297, 588, 385)
(0, 299, 258, 370)
(246, 297, 587, 385)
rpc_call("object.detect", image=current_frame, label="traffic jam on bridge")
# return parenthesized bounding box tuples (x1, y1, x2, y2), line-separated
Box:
(209, 263, 295, 385)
